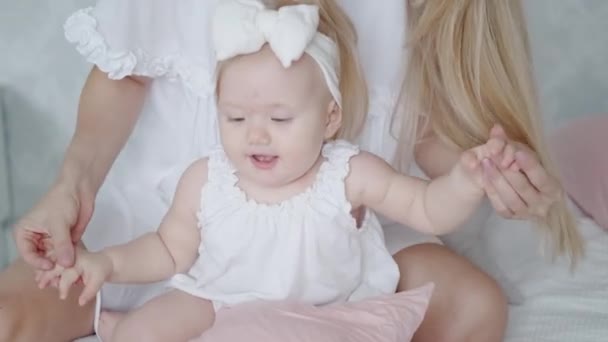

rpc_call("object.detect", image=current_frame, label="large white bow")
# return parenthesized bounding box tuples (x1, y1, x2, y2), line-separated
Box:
(212, 0, 342, 107)
(212, 0, 320, 68)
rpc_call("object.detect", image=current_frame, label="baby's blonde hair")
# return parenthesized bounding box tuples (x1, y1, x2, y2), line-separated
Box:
(397, 0, 584, 264)
(267, 0, 368, 140)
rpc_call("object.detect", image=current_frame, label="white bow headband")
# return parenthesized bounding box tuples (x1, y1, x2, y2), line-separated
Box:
(212, 0, 342, 107)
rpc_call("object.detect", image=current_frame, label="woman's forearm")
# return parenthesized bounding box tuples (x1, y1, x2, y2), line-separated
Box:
(57, 66, 150, 194)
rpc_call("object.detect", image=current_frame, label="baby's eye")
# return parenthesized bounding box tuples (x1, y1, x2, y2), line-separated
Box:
(228, 117, 245, 122)
(271, 118, 292, 123)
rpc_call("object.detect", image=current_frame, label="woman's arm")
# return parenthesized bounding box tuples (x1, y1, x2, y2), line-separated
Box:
(63, 66, 150, 195)
(13, 66, 151, 268)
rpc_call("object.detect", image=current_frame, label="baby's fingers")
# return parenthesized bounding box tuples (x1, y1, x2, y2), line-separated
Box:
(486, 137, 507, 157)
(37, 267, 64, 289)
(58, 268, 81, 300)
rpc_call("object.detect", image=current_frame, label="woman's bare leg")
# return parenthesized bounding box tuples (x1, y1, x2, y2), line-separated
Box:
(394, 243, 508, 342)
(104, 290, 214, 342)
(0, 259, 95, 342)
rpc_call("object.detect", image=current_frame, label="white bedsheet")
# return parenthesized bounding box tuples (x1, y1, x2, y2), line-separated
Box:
(74, 216, 608, 342)
(501, 216, 608, 342)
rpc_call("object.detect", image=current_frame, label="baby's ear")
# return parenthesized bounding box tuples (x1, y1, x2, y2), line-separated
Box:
(324, 100, 342, 139)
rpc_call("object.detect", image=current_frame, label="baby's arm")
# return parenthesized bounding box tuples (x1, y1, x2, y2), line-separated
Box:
(104, 159, 208, 283)
(347, 139, 508, 235)
(37, 159, 209, 304)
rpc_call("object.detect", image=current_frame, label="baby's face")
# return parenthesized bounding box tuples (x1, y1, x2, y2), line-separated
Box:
(217, 45, 340, 188)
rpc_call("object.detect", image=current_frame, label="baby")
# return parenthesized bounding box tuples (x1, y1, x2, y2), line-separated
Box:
(37, 1, 516, 341)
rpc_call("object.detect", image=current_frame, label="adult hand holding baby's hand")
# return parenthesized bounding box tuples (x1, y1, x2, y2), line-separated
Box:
(13, 180, 94, 270)
(458, 136, 515, 191)
(483, 124, 562, 220)
(36, 244, 113, 307)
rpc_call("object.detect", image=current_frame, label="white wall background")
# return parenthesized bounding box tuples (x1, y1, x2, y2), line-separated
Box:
(1, 0, 608, 268)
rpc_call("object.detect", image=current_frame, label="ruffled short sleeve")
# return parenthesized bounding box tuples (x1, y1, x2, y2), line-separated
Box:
(64, 0, 218, 95)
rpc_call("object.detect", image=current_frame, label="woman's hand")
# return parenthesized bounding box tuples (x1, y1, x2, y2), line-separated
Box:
(13, 180, 94, 270)
(482, 124, 563, 220)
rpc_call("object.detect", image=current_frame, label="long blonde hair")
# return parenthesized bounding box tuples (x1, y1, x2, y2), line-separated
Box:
(398, 0, 584, 263)
(267, 0, 368, 140)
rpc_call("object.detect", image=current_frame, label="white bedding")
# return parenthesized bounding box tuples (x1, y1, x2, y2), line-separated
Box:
(74, 216, 608, 342)
(502, 216, 608, 342)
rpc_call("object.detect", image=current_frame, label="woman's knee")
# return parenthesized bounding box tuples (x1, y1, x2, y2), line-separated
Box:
(394, 243, 507, 341)
(460, 271, 508, 320)
(396, 243, 509, 312)
(393, 243, 472, 289)
(453, 272, 508, 341)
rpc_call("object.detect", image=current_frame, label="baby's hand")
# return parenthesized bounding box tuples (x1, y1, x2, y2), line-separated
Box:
(36, 244, 113, 306)
(459, 137, 517, 189)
